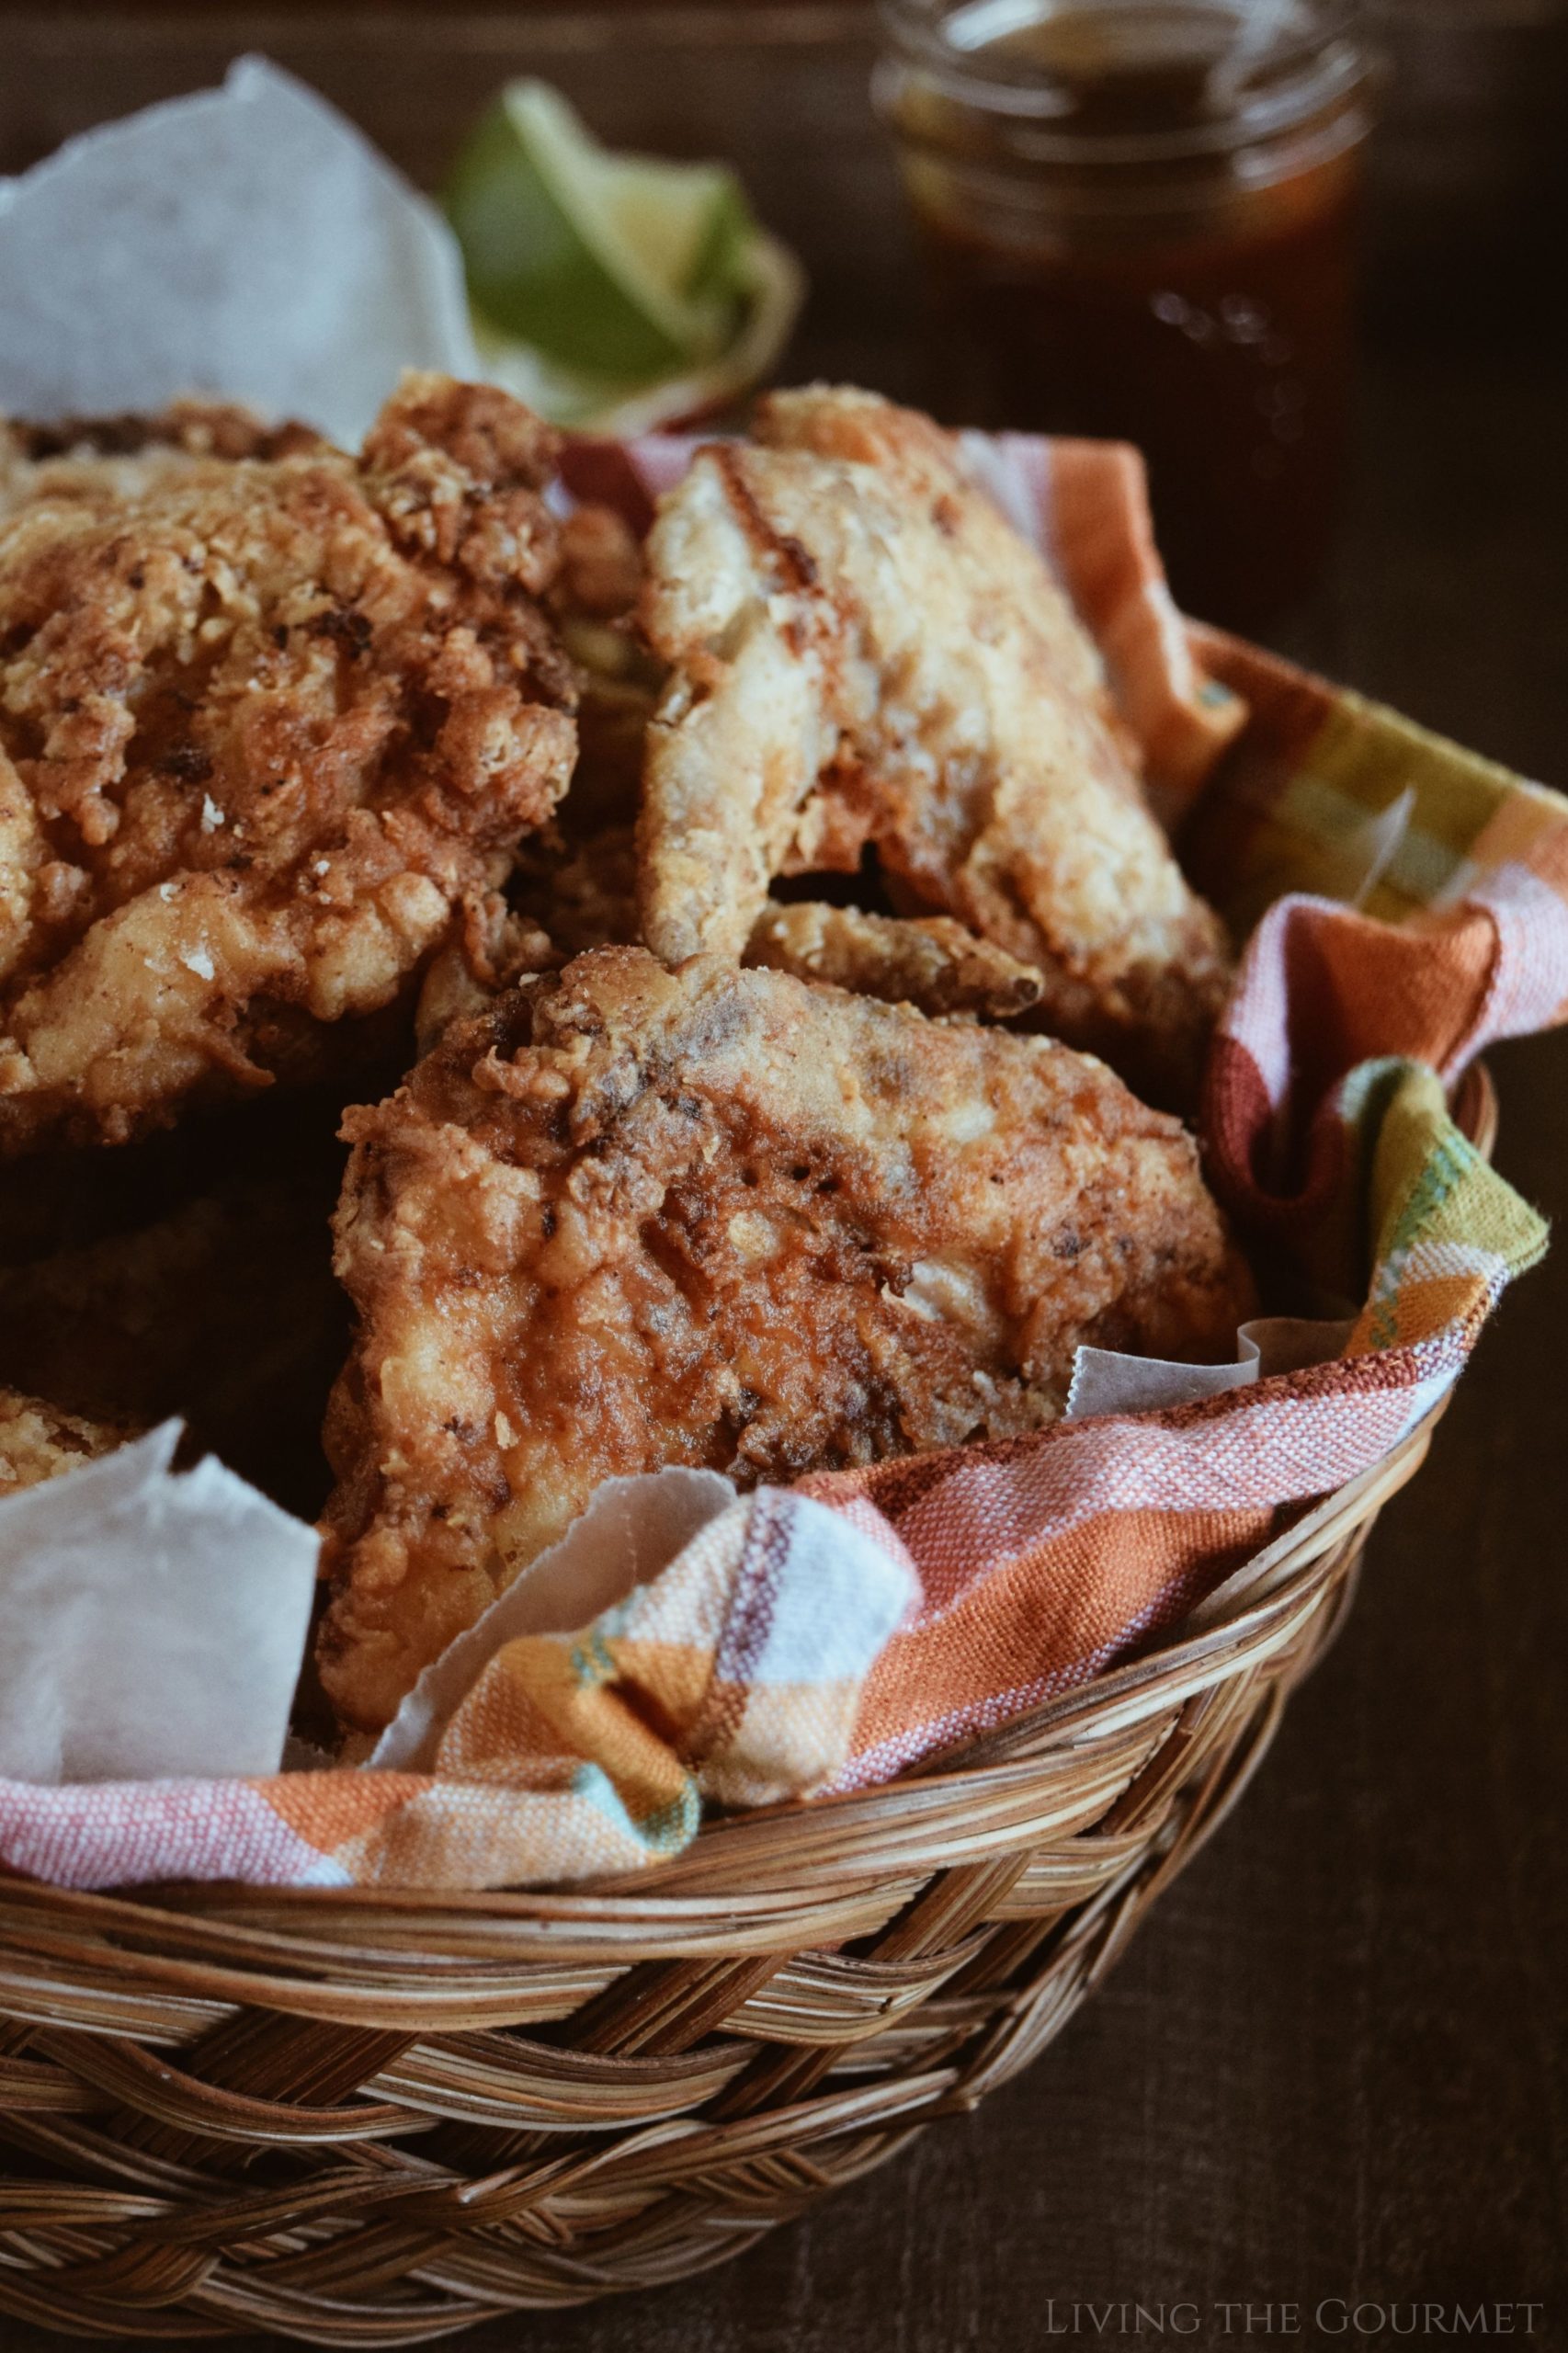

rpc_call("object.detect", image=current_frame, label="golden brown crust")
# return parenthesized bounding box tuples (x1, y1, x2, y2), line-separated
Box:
(0, 400, 330, 523)
(745, 901, 1044, 1020)
(413, 894, 561, 1058)
(318, 946, 1253, 1730)
(0, 374, 577, 1155)
(636, 385, 1231, 1101)
(1, 397, 327, 465)
(0, 1386, 133, 1495)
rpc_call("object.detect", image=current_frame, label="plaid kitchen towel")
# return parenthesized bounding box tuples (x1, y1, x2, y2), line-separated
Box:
(0, 431, 1560, 1892)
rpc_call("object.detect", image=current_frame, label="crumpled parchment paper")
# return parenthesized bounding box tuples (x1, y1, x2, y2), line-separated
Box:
(0, 56, 477, 444)
(0, 1423, 318, 1781)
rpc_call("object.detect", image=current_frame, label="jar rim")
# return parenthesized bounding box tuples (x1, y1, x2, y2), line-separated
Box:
(876, 0, 1373, 163)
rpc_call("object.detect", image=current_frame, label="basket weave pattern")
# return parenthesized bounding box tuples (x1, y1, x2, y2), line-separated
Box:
(0, 1077, 1495, 2346)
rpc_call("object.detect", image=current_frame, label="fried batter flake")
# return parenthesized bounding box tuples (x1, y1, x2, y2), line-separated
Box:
(0, 400, 330, 524)
(636, 384, 1230, 1097)
(414, 894, 561, 1058)
(0, 374, 577, 1154)
(319, 946, 1252, 1729)
(416, 856, 1039, 1067)
(746, 901, 1044, 1020)
(0, 1386, 132, 1495)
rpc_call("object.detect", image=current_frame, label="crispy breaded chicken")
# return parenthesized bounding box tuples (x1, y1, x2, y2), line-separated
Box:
(0, 374, 576, 1154)
(318, 946, 1252, 1729)
(420, 845, 1039, 1051)
(746, 902, 1044, 1020)
(0, 1386, 132, 1495)
(0, 400, 329, 522)
(636, 385, 1230, 1098)
(413, 894, 560, 1057)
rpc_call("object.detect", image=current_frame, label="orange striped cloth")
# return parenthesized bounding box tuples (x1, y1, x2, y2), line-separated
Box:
(0, 432, 1559, 1892)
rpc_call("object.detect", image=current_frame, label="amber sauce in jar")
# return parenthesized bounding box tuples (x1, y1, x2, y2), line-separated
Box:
(876, 1, 1374, 626)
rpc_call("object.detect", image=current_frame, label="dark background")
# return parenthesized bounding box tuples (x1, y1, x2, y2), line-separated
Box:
(1, 6, 1565, 2347)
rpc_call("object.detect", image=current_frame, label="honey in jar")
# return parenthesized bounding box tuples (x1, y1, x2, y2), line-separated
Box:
(875, 0, 1375, 626)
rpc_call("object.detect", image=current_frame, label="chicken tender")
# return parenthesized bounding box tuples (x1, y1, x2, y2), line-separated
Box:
(746, 902, 1044, 1020)
(0, 1387, 132, 1495)
(0, 374, 576, 1154)
(319, 947, 1252, 1729)
(637, 385, 1229, 1098)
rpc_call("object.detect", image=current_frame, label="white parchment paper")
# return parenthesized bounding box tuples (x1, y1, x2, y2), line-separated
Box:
(1066, 1316, 1356, 1420)
(0, 57, 477, 444)
(0, 1423, 318, 1782)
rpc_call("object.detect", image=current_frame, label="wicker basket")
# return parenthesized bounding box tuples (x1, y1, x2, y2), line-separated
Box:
(0, 1070, 1496, 2346)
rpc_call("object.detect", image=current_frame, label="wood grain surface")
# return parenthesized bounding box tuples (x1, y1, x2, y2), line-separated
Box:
(1, 7, 1565, 2347)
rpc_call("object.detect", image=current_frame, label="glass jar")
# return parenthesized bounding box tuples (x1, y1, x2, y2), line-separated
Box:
(875, 0, 1376, 627)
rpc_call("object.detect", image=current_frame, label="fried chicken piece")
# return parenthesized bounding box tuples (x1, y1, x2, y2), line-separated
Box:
(0, 1387, 132, 1495)
(746, 901, 1043, 1021)
(636, 385, 1230, 1099)
(0, 374, 577, 1155)
(319, 946, 1252, 1729)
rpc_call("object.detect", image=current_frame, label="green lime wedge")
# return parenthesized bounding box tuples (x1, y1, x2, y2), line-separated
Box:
(471, 228, 805, 435)
(444, 81, 755, 380)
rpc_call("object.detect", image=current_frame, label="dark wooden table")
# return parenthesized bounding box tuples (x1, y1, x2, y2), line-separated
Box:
(2, 7, 1565, 2347)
